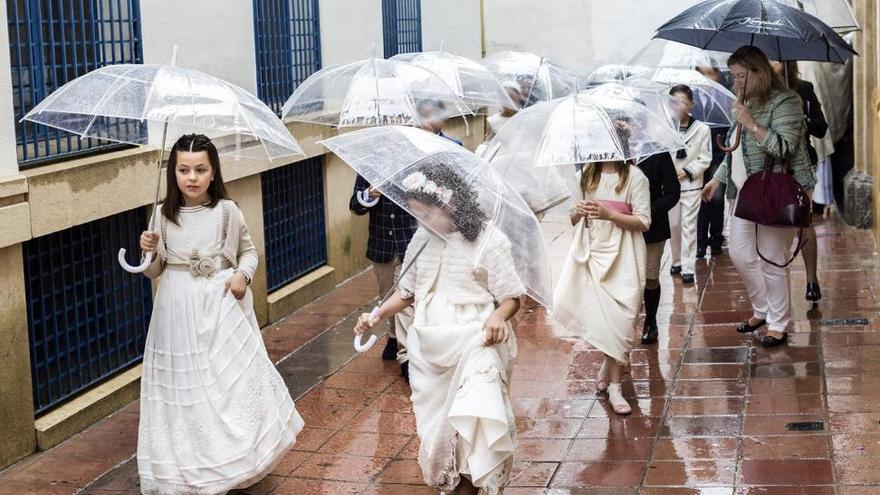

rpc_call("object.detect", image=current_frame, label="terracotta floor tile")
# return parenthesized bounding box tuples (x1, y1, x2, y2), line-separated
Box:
(589, 398, 666, 418)
(509, 462, 559, 487)
(372, 459, 424, 485)
(512, 398, 593, 419)
(734, 488, 834, 495)
(564, 438, 654, 462)
(669, 397, 745, 416)
(741, 435, 831, 459)
(271, 450, 312, 476)
(825, 376, 880, 395)
(292, 427, 337, 452)
(746, 377, 823, 395)
(643, 459, 737, 486)
(831, 433, 880, 457)
(318, 431, 411, 458)
(578, 417, 663, 439)
(673, 380, 747, 398)
(833, 454, 880, 484)
(361, 483, 436, 494)
(517, 438, 571, 462)
(270, 477, 367, 494)
(550, 461, 645, 487)
(743, 415, 826, 436)
(744, 394, 825, 415)
(343, 411, 416, 436)
(661, 416, 742, 437)
(652, 438, 739, 461)
(516, 417, 583, 439)
(642, 489, 734, 495)
(738, 459, 833, 485)
(292, 454, 390, 483)
(836, 487, 880, 495)
(827, 394, 880, 414)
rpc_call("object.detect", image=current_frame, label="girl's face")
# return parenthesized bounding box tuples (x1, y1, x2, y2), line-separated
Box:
(175, 150, 214, 205)
(672, 92, 694, 120)
(408, 200, 456, 235)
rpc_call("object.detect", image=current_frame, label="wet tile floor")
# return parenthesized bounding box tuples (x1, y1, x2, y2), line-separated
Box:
(2, 213, 880, 494)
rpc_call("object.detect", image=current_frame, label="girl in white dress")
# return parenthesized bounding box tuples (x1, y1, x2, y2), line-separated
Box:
(553, 156, 652, 416)
(355, 163, 524, 495)
(137, 134, 303, 495)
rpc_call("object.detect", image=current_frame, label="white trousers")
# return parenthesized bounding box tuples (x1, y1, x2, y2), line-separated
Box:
(728, 214, 796, 332)
(669, 189, 702, 274)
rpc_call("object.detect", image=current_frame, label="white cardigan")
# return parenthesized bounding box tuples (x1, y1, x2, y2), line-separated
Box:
(671, 119, 712, 191)
(399, 225, 526, 306)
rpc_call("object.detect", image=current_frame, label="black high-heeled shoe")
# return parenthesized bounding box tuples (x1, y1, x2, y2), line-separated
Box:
(806, 282, 822, 302)
(762, 333, 788, 348)
(736, 319, 766, 334)
(641, 322, 658, 345)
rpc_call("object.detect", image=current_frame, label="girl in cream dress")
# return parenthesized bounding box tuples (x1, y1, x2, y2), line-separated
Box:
(355, 163, 524, 495)
(553, 160, 651, 415)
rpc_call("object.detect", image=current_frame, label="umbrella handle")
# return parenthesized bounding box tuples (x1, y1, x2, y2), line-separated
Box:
(353, 307, 382, 353)
(357, 189, 380, 208)
(118, 248, 152, 274)
(716, 124, 742, 153)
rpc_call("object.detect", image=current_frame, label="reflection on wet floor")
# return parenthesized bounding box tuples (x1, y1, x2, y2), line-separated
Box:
(4, 214, 880, 494)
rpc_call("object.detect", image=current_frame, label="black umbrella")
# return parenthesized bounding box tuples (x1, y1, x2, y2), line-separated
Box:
(654, 0, 857, 151)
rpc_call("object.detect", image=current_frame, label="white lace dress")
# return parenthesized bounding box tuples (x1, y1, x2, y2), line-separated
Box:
(403, 231, 520, 494)
(137, 204, 303, 495)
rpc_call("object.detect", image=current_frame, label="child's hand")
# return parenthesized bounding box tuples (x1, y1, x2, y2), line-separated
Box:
(584, 200, 612, 221)
(483, 313, 509, 345)
(354, 313, 377, 335)
(573, 200, 590, 220)
(140, 231, 160, 252)
(223, 271, 248, 300)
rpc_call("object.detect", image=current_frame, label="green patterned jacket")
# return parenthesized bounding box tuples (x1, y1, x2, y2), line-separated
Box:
(713, 89, 816, 199)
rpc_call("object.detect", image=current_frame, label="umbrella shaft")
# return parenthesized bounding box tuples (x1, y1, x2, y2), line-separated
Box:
(149, 121, 170, 232)
(376, 241, 427, 307)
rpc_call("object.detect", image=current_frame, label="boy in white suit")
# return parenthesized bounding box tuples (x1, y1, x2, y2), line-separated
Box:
(668, 84, 712, 285)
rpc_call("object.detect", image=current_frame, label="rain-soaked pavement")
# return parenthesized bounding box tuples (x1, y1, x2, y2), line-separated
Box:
(2, 212, 880, 494)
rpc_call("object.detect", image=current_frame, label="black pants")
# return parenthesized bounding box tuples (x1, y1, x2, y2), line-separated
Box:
(697, 189, 725, 252)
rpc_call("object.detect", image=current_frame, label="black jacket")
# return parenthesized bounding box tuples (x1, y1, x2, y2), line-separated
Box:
(794, 80, 828, 166)
(637, 152, 681, 244)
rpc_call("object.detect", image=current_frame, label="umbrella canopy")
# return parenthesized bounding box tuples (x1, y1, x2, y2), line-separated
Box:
(584, 64, 653, 88)
(321, 126, 552, 308)
(585, 80, 681, 130)
(483, 51, 579, 107)
(778, 0, 859, 34)
(628, 39, 731, 71)
(490, 92, 686, 169)
(654, 0, 857, 64)
(23, 63, 304, 160)
(391, 50, 517, 113)
(637, 68, 736, 128)
(281, 58, 472, 127)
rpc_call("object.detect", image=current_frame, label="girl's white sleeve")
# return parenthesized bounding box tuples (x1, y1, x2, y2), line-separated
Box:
(235, 207, 259, 282)
(398, 229, 428, 299)
(485, 232, 526, 303)
(630, 171, 652, 231)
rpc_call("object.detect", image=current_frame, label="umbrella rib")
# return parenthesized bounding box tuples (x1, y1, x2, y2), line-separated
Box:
(79, 64, 142, 138)
(140, 65, 164, 122)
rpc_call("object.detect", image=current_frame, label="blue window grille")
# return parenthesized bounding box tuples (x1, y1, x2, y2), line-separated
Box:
(23, 207, 153, 415)
(253, 0, 322, 115)
(7, 0, 144, 167)
(262, 157, 328, 292)
(382, 0, 422, 58)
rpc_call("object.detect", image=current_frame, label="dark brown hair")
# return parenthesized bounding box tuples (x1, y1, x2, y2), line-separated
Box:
(161, 133, 230, 225)
(404, 160, 487, 242)
(727, 46, 786, 105)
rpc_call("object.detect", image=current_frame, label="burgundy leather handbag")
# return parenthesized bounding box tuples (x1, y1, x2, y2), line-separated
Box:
(734, 144, 811, 268)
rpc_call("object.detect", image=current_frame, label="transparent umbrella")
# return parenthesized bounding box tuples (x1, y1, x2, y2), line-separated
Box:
(22, 58, 304, 273)
(392, 49, 517, 113)
(583, 64, 653, 87)
(634, 68, 736, 128)
(320, 126, 553, 351)
(483, 51, 579, 107)
(778, 0, 860, 34)
(585, 80, 681, 130)
(281, 58, 472, 127)
(490, 92, 686, 170)
(628, 39, 731, 71)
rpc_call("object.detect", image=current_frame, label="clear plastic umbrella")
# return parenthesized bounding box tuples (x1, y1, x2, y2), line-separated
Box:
(635, 68, 736, 128)
(490, 92, 686, 170)
(628, 39, 731, 71)
(778, 0, 860, 34)
(483, 51, 579, 108)
(23, 57, 304, 273)
(585, 80, 681, 130)
(281, 58, 472, 127)
(320, 126, 552, 351)
(584, 64, 653, 87)
(392, 49, 517, 113)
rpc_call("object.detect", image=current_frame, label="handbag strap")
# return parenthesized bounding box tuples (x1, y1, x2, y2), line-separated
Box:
(754, 225, 807, 269)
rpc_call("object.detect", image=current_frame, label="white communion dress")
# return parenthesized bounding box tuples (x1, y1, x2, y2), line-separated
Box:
(138, 202, 303, 495)
(400, 227, 524, 494)
(552, 168, 652, 366)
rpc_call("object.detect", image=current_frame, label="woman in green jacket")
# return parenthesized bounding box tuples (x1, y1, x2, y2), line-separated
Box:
(702, 46, 815, 348)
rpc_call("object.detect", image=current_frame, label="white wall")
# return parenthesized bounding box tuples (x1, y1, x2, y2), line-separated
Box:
(140, 0, 258, 94)
(0, 5, 20, 178)
(320, 0, 384, 66)
(484, 0, 702, 75)
(421, 0, 482, 60)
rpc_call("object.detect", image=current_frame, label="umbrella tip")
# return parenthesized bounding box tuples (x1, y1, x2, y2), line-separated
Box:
(171, 45, 179, 66)
(440, 39, 447, 52)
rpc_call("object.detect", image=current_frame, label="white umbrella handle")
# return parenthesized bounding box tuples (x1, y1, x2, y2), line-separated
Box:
(117, 248, 152, 274)
(353, 306, 382, 352)
(357, 189, 380, 208)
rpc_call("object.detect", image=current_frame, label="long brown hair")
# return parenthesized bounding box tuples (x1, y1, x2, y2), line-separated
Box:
(161, 133, 230, 225)
(580, 161, 630, 195)
(727, 46, 786, 105)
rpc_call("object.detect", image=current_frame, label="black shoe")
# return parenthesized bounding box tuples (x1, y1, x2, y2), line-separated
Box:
(696, 249, 707, 259)
(806, 282, 822, 302)
(762, 333, 788, 348)
(400, 361, 409, 381)
(641, 322, 658, 345)
(736, 319, 766, 333)
(711, 246, 723, 256)
(382, 337, 398, 361)
(670, 265, 682, 276)
(681, 273, 695, 284)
